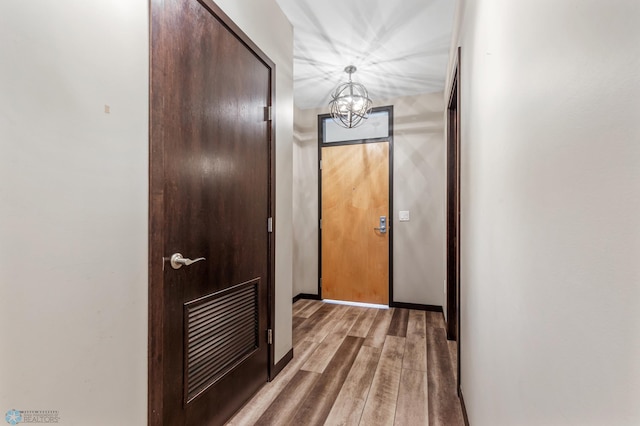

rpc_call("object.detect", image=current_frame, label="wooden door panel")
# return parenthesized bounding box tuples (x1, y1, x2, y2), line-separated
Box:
(151, 0, 273, 424)
(322, 143, 389, 304)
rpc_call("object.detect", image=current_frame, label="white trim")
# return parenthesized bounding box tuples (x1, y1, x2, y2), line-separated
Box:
(322, 299, 389, 309)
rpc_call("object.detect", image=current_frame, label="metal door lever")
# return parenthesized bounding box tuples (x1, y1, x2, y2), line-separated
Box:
(374, 216, 387, 234)
(169, 253, 206, 270)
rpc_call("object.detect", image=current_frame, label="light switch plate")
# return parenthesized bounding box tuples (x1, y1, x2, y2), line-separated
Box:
(399, 210, 410, 222)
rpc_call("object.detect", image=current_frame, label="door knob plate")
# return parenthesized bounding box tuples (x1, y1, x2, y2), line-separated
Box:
(374, 216, 387, 234)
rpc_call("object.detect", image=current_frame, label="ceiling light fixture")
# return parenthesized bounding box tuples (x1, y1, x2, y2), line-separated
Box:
(329, 65, 373, 129)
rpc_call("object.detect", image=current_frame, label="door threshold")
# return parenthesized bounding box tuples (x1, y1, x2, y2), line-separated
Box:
(322, 299, 389, 309)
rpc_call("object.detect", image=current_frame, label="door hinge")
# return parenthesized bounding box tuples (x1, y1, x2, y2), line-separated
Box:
(267, 329, 273, 345)
(319, 218, 322, 229)
(319, 160, 323, 170)
(264, 106, 272, 121)
(267, 217, 273, 233)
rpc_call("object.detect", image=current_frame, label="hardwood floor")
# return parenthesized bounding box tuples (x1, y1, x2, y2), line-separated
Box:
(227, 300, 465, 426)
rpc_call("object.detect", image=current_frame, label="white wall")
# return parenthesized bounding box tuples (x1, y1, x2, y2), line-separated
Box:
(386, 93, 446, 306)
(0, 1, 149, 424)
(292, 93, 446, 307)
(293, 106, 319, 296)
(215, 0, 294, 367)
(0, 0, 294, 424)
(447, 0, 640, 424)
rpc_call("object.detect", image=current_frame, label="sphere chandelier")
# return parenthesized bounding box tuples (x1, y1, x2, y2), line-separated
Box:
(329, 65, 373, 129)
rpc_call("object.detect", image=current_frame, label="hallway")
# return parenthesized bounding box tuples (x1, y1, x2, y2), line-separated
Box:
(227, 301, 464, 425)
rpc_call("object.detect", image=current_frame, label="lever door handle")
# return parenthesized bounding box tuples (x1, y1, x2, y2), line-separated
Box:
(374, 216, 387, 234)
(169, 253, 206, 270)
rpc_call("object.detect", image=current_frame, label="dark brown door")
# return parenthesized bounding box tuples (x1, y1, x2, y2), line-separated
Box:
(149, 0, 275, 424)
(446, 46, 461, 392)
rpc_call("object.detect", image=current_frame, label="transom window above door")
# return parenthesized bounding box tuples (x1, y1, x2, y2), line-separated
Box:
(321, 108, 392, 144)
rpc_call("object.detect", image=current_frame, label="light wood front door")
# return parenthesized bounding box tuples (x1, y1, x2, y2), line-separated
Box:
(321, 142, 390, 305)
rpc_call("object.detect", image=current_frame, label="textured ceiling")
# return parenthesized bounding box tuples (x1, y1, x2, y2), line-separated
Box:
(275, 0, 457, 110)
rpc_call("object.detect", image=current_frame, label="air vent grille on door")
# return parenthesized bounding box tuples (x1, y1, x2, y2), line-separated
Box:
(184, 279, 259, 403)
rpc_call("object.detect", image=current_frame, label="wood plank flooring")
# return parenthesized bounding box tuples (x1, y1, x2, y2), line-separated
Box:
(227, 300, 464, 426)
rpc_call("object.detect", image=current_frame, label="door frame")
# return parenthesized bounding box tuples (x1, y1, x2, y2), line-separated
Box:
(148, 0, 277, 423)
(316, 105, 394, 305)
(446, 47, 461, 390)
